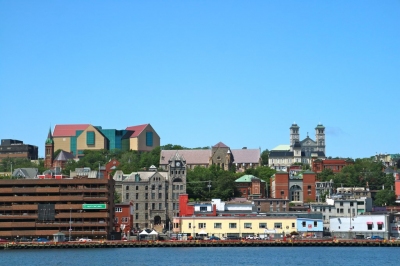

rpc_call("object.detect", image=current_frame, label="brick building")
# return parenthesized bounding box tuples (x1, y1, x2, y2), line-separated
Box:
(312, 158, 354, 173)
(234, 175, 266, 199)
(270, 171, 317, 203)
(114, 202, 134, 239)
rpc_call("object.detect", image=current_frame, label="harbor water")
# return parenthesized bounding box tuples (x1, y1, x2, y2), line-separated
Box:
(1, 246, 399, 266)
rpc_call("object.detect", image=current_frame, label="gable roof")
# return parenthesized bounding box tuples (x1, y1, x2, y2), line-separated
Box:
(54, 150, 75, 161)
(231, 149, 260, 164)
(212, 142, 229, 148)
(235, 175, 265, 183)
(160, 150, 211, 165)
(53, 124, 91, 137)
(125, 124, 149, 138)
(12, 168, 39, 179)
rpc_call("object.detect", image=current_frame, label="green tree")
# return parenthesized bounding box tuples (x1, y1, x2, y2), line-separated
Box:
(260, 149, 269, 166)
(374, 189, 396, 206)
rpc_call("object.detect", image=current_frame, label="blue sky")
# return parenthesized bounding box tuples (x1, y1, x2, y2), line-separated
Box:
(1, 1, 399, 159)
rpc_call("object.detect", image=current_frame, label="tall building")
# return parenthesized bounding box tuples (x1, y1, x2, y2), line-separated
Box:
(269, 123, 326, 171)
(48, 123, 159, 158)
(0, 177, 115, 240)
(113, 152, 186, 232)
(0, 139, 38, 161)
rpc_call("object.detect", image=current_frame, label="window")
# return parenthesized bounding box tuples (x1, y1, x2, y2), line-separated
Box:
(274, 223, 282, 229)
(115, 217, 118, 223)
(229, 223, 237, 229)
(135, 193, 138, 200)
(159, 185, 162, 190)
(340, 202, 343, 206)
(367, 223, 372, 230)
(159, 203, 162, 210)
(145, 193, 148, 199)
(122, 217, 129, 223)
(188, 223, 192, 229)
(378, 223, 383, 230)
(145, 186, 148, 190)
(198, 223, 206, 229)
(125, 193, 129, 200)
(135, 203, 139, 210)
(302, 221, 306, 227)
(145, 203, 148, 209)
(214, 223, 222, 229)
(158, 193, 162, 199)
(86, 131, 95, 145)
(146, 131, 153, 146)
(136, 186, 138, 190)
(115, 207, 122, 212)
(314, 221, 317, 227)
(151, 193, 155, 199)
(259, 223, 267, 229)
(200, 207, 207, 212)
(152, 185, 155, 190)
(244, 223, 252, 229)
(145, 213, 148, 219)
(126, 186, 129, 190)
(135, 213, 138, 219)
(152, 203, 155, 209)
(292, 223, 295, 228)
(350, 202, 354, 207)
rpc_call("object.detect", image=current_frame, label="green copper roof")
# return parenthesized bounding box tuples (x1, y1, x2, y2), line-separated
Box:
(45, 128, 54, 144)
(235, 174, 265, 183)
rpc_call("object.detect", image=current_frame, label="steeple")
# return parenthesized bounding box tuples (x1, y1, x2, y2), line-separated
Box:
(44, 127, 54, 169)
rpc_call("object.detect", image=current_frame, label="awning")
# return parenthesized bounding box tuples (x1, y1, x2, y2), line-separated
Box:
(377, 222, 383, 225)
(366, 222, 373, 225)
(198, 230, 207, 235)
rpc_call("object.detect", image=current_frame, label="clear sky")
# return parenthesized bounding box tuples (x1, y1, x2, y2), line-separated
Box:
(0, 1, 399, 159)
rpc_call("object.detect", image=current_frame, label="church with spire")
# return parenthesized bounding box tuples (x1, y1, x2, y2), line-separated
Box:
(44, 128, 74, 171)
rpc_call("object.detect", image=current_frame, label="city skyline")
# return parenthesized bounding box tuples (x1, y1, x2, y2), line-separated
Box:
(1, 1, 399, 159)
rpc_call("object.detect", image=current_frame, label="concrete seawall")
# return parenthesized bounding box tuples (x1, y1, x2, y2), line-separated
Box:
(1, 239, 400, 249)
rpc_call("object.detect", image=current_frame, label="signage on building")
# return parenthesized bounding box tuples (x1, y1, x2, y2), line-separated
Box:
(82, 204, 107, 209)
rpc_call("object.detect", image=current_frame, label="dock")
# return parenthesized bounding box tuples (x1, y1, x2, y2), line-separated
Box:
(1, 239, 400, 249)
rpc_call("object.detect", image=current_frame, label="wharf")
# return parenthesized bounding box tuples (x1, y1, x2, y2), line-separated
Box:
(1, 239, 400, 249)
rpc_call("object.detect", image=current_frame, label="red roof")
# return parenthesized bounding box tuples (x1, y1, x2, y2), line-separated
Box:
(53, 124, 91, 137)
(125, 124, 149, 138)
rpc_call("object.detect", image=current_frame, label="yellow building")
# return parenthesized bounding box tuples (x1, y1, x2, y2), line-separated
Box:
(173, 215, 297, 239)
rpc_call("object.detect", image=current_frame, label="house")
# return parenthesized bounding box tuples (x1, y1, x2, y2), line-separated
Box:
(312, 158, 354, 173)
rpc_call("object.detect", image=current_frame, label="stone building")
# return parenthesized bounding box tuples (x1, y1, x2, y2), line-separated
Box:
(113, 152, 186, 232)
(159, 142, 261, 172)
(269, 123, 326, 171)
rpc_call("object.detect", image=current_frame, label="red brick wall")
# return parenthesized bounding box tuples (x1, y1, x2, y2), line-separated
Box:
(179, 194, 194, 217)
(302, 172, 316, 202)
(275, 172, 289, 199)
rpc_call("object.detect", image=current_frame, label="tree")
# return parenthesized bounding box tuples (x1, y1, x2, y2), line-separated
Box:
(260, 149, 269, 166)
(374, 189, 396, 206)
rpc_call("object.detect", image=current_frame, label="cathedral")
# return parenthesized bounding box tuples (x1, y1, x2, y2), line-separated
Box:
(268, 123, 326, 171)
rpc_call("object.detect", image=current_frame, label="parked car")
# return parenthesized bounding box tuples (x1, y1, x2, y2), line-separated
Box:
(17, 237, 32, 242)
(208, 236, 220, 241)
(226, 236, 241, 240)
(0, 238, 9, 243)
(35, 238, 50, 242)
(78, 238, 92, 242)
(366, 236, 384, 240)
(246, 235, 260, 240)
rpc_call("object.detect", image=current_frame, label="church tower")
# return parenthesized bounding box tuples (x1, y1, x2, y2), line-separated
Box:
(167, 152, 187, 217)
(315, 124, 326, 154)
(44, 127, 54, 169)
(290, 123, 300, 151)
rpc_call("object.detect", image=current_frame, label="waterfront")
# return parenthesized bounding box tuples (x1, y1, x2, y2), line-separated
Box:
(1, 246, 400, 266)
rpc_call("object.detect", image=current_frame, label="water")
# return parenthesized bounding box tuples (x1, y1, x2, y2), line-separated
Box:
(1, 247, 399, 266)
